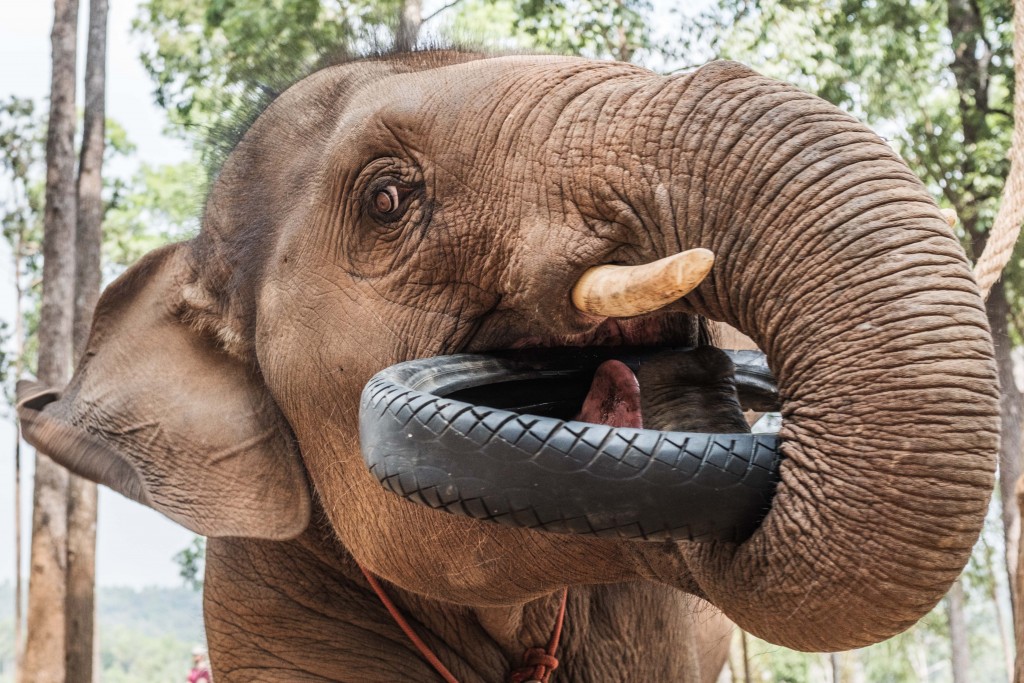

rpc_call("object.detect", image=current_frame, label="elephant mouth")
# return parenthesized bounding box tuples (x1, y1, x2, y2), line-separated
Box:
(359, 315, 783, 543)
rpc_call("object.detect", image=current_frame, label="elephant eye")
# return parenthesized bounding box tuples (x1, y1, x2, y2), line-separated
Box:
(373, 185, 401, 216)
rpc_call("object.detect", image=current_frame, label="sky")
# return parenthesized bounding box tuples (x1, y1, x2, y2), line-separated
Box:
(0, 0, 715, 589)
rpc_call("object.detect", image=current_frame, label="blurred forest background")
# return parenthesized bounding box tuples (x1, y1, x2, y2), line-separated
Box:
(1, 0, 1022, 681)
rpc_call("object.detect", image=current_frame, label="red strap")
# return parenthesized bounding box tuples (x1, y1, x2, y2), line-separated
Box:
(508, 587, 568, 683)
(358, 563, 568, 683)
(358, 563, 460, 683)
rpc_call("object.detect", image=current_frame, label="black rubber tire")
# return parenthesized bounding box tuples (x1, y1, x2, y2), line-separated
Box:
(359, 349, 782, 542)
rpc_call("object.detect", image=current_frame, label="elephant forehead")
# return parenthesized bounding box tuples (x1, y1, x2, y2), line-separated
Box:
(351, 56, 650, 135)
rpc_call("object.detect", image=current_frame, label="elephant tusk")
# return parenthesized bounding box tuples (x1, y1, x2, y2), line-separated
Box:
(571, 248, 715, 318)
(941, 208, 958, 227)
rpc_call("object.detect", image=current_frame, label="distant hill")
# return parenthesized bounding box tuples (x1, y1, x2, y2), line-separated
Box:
(0, 581, 205, 683)
(97, 584, 204, 643)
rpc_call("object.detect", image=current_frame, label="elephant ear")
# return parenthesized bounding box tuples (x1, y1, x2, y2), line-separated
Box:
(16, 242, 311, 539)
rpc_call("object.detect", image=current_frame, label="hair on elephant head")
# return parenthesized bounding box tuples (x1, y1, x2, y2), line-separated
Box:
(18, 50, 998, 681)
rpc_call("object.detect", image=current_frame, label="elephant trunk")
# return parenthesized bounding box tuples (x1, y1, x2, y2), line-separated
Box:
(610, 61, 998, 650)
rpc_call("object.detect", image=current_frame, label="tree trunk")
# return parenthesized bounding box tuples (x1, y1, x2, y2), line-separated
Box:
(66, 1, 107, 680)
(830, 652, 842, 683)
(22, 1, 79, 682)
(727, 631, 742, 683)
(13, 435, 22, 682)
(989, 279, 1024, 611)
(984, 534, 1016, 682)
(1016, 474, 1024, 683)
(739, 630, 751, 683)
(947, 579, 971, 683)
(395, 0, 422, 51)
(13, 230, 26, 681)
(948, 0, 1023, 621)
(910, 638, 930, 683)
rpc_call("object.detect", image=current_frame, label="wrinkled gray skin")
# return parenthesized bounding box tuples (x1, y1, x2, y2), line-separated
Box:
(639, 347, 750, 434)
(18, 52, 999, 682)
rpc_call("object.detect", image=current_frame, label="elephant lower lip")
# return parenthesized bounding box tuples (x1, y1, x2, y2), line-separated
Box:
(359, 347, 783, 542)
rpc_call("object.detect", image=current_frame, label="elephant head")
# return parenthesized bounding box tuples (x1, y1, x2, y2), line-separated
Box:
(18, 52, 998, 653)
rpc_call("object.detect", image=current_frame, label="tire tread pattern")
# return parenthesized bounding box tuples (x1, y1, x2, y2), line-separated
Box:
(360, 353, 782, 542)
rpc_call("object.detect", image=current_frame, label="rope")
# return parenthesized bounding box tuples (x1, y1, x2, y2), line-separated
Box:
(358, 564, 461, 683)
(507, 588, 568, 683)
(973, 0, 1024, 299)
(358, 562, 568, 683)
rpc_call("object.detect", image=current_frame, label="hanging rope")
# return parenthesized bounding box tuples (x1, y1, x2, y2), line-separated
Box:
(973, 0, 1024, 299)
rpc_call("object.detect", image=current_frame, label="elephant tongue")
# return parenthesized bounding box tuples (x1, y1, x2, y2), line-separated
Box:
(574, 360, 643, 429)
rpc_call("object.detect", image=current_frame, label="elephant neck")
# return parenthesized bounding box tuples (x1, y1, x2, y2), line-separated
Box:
(360, 561, 568, 682)
(203, 518, 708, 681)
(359, 561, 709, 682)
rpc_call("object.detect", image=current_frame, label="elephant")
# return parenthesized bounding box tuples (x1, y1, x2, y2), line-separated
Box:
(17, 51, 999, 682)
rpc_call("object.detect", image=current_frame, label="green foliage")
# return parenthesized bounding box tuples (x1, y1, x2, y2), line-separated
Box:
(435, 0, 532, 48)
(97, 586, 205, 683)
(431, 0, 654, 58)
(174, 536, 207, 591)
(743, 639, 821, 682)
(133, 0, 398, 140)
(131, 0, 662, 175)
(103, 160, 203, 271)
(0, 322, 10, 411)
(103, 118, 139, 160)
(100, 627, 194, 683)
(511, 0, 652, 61)
(0, 96, 45, 402)
(0, 98, 44, 183)
(0, 582, 205, 683)
(97, 585, 204, 642)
